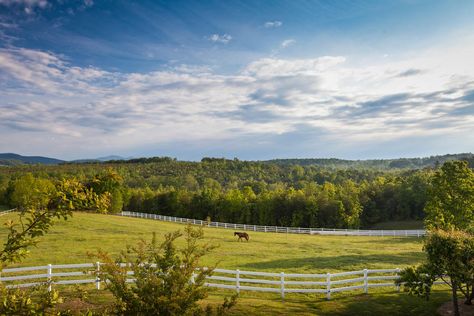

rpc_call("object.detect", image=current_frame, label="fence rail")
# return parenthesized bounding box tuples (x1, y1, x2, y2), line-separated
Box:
(121, 211, 426, 237)
(1, 263, 436, 300)
(0, 208, 16, 216)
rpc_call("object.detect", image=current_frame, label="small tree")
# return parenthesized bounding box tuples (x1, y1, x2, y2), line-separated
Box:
(398, 230, 474, 316)
(95, 225, 236, 315)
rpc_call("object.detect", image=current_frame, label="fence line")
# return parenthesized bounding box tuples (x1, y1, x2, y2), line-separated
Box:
(2, 263, 441, 300)
(0, 208, 16, 216)
(121, 211, 426, 237)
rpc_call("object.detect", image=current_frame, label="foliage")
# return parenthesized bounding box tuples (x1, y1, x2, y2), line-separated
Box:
(0, 284, 63, 316)
(0, 172, 117, 315)
(53, 178, 110, 214)
(2, 158, 471, 229)
(397, 265, 435, 300)
(398, 230, 474, 316)
(9, 173, 56, 211)
(424, 161, 474, 231)
(95, 225, 236, 315)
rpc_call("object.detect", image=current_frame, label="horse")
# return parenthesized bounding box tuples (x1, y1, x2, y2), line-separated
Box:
(234, 231, 249, 242)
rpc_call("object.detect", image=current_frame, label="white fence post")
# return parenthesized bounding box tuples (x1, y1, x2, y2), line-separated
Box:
(47, 264, 52, 292)
(396, 268, 401, 292)
(280, 272, 285, 300)
(326, 273, 331, 300)
(96, 262, 101, 290)
(236, 269, 240, 294)
(363, 269, 368, 294)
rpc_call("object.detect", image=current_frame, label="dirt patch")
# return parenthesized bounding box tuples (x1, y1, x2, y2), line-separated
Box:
(55, 298, 110, 315)
(437, 301, 474, 316)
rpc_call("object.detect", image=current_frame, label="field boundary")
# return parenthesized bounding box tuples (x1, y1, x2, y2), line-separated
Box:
(2, 262, 440, 300)
(0, 208, 16, 216)
(121, 211, 426, 237)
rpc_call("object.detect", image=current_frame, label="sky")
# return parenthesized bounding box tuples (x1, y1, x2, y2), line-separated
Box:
(0, 0, 473, 161)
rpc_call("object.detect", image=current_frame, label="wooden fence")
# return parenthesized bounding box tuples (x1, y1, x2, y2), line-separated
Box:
(0, 263, 412, 300)
(121, 211, 426, 237)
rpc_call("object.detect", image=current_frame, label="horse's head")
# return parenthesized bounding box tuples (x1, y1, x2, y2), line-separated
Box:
(234, 232, 238, 236)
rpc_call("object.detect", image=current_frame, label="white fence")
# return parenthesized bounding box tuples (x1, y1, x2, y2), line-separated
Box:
(0, 208, 16, 216)
(121, 211, 426, 237)
(1, 263, 411, 300)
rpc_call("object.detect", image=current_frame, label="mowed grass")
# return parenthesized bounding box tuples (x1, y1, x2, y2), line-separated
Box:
(0, 212, 451, 315)
(0, 212, 425, 272)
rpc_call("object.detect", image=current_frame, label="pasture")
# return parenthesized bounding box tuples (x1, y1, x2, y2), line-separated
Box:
(0, 212, 450, 315)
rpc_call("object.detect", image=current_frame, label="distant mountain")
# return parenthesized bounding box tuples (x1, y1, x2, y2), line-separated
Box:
(0, 153, 65, 165)
(68, 155, 133, 164)
(96, 155, 129, 161)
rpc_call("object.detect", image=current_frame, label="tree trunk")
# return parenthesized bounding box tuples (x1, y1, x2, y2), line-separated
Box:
(452, 282, 460, 316)
(468, 282, 474, 305)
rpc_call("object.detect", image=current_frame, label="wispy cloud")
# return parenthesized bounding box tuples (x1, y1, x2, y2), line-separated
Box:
(280, 39, 295, 48)
(264, 20, 282, 28)
(0, 0, 48, 7)
(0, 36, 474, 159)
(207, 33, 232, 44)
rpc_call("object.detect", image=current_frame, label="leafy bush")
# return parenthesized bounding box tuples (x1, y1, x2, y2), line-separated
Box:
(95, 225, 236, 315)
(0, 284, 62, 316)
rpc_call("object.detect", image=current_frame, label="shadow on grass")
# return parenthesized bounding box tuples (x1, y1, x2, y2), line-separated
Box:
(350, 237, 425, 245)
(220, 289, 451, 315)
(323, 290, 451, 316)
(240, 252, 423, 271)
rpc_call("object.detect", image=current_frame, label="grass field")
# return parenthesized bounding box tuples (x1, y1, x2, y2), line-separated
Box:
(0, 212, 450, 315)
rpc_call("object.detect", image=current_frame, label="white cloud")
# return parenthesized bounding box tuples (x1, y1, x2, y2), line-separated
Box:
(280, 39, 295, 48)
(0, 36, 474, 159)
(264, 21, 282, 28)
(207, 33, 232, 44)
(0, 0, 48, 7)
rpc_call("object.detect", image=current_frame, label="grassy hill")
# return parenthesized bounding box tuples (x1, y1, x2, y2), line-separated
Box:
(0, 212, 449, 315)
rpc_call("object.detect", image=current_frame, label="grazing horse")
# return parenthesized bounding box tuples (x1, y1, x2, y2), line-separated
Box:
(234, 231, 249, 242)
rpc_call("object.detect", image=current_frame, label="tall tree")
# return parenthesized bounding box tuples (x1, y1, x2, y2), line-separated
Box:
(424, 161, 474, 231)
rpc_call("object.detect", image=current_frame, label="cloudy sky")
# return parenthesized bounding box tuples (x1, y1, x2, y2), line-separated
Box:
(0, 0, 473, 160)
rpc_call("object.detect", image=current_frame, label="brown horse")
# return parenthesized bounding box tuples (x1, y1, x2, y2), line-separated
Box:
(234, 231, 249, 242)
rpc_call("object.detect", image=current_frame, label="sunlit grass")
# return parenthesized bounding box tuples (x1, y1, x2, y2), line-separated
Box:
(0, 212, 447, 315)
(0, 212, 425, 272)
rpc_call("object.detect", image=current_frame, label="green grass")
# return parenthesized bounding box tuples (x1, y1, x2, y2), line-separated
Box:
(0, 212, 449, 315)
(0, 212, 425, 272)
(370, 220, 425, 230)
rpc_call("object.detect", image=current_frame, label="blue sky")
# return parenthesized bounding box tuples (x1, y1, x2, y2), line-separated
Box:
(0, 0, 473, 160)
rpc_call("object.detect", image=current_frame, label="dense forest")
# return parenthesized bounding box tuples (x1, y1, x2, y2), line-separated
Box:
(0, 155, 473, 229)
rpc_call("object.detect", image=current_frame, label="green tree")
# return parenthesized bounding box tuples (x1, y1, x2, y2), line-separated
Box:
(398, 230, 474, 316)
(9, 173, 56, 211)
(424, 161, 474, 231)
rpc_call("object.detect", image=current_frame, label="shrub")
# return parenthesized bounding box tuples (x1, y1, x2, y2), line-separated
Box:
(95, 225, 236, 315)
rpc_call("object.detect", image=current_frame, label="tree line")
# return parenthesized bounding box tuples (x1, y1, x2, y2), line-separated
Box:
(0, 157, 464, 228)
